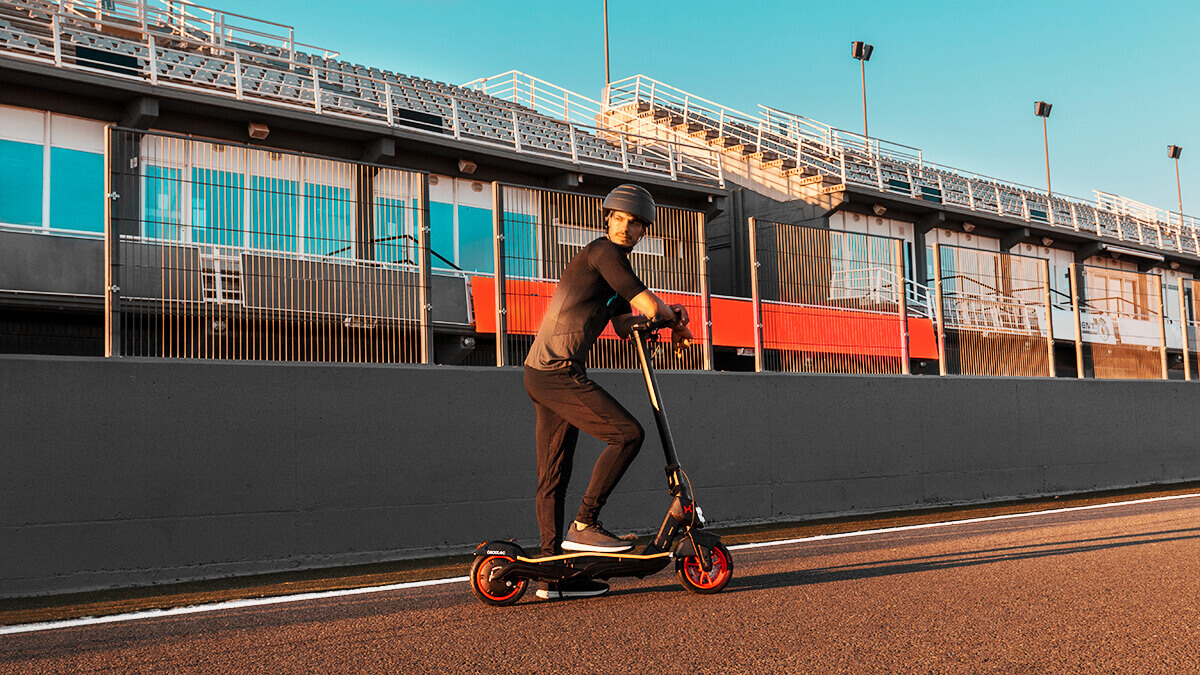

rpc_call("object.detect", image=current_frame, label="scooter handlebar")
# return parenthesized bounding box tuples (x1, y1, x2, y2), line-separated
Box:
(629, 316, 675, 333)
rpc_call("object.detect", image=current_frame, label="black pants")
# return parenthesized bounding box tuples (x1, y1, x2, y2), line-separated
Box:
(524, 364, 645, 556)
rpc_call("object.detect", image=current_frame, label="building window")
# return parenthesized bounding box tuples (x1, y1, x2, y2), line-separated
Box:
(49, 147, 104, 233)
(0, 139, 43, 227)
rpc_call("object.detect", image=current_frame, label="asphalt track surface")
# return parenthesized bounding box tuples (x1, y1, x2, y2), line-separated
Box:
(4, 495, 1200, 673)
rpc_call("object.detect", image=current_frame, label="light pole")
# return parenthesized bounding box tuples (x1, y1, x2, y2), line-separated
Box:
(603, 0, 610, 87)
(1169, 145, 1184, 226)
(1034, 101, 1053, 196)
(851, 41, 873, 139)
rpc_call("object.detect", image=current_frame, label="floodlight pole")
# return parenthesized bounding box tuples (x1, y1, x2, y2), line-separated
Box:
(851, 41, 873, 140)
(1035, 101, 1053, 197)
(603, 0, 610, 87)
(860, 59, 868, 138)
(1169, 145, 1184, 227)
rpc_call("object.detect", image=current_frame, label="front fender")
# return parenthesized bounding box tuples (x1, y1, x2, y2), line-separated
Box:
(473, 540, 527, 558)
(672, 529, 722, 559)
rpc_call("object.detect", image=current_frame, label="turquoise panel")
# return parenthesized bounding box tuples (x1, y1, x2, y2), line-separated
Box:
(375, 197, 414, 264)
(0, 139, 43, 227)
(192, 168, 244, 247)
(142, 164, 181, 239)
(457, 205, 494, 274)
(248, 175, 298, 252)
(50, 148, 104, 233)
(430, 201, 454, 269)
(304, 183, 352, 257)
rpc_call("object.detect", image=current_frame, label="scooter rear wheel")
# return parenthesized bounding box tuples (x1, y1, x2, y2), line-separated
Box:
(676, 543, 733, 594)
(470, 554, 527, 606)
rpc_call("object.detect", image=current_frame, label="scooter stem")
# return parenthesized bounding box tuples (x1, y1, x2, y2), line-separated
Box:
(631, 328, 684, 494)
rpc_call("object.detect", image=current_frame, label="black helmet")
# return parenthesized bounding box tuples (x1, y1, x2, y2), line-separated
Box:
(602, 184, 656, 226)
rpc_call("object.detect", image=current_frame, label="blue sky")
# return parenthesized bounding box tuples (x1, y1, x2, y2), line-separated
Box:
(204, 0, 1197, 215)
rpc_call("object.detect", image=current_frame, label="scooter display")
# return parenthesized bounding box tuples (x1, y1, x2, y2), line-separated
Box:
(469, 318, 733, 606)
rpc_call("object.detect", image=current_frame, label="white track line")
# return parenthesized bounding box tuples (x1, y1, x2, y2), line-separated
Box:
(4, 491, 1198, 636)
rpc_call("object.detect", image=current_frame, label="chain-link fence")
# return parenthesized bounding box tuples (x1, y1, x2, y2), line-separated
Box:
(106, 127, 430, 362)
(479, 183, 712, 370)
(749, 219, 908, 374)
(933, 244, 1053, 377)
(1072, 264, 1166, 380)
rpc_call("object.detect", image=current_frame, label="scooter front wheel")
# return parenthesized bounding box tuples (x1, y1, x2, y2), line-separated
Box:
(470, 554, 527, 606)
(676, 543, 733, 594)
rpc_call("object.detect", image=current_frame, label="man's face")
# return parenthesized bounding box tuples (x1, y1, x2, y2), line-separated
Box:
(606, 210, 647, 248)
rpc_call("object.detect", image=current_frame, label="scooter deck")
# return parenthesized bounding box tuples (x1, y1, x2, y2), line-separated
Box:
(516, 549, 671, 563)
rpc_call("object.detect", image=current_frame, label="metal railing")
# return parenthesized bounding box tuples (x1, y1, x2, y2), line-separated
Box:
(0, 2, 721, 188)
(748, 218, 909, 374)
(105, 127, 432, 362)
(487, 183, 712, 370)
(604, 74, 1200, 258)
(933, 244, 1054, 377)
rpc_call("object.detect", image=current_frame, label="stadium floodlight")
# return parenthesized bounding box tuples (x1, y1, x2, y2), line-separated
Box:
(1034, 101, 1052, 196)
(1168, 145, 1184, 227)
(851, 41, 873, 138)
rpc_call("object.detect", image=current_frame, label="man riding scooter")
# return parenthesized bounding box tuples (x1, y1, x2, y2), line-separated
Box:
(523, 183, 693, 599)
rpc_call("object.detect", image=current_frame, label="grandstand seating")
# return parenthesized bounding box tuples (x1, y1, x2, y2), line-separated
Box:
(600, 74, 1199, 257)
(0, 0, 715, 185)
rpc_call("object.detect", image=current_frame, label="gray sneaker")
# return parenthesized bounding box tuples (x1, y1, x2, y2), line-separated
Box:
(561, 520, 634, 553)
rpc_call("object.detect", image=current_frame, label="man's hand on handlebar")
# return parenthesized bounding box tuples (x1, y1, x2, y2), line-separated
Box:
(668, 304, 689, 329)
(670, 324, 694, 356)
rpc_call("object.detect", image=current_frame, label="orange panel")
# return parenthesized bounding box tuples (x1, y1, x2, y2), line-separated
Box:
(906, 317, 939, 360)
(471, 276, 940, 360)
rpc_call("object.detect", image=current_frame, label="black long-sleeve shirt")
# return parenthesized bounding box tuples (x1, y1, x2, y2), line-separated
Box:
(524, 237, 647, 370)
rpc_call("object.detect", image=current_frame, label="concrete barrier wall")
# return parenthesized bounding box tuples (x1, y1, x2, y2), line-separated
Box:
(2, 355, 1198, 598)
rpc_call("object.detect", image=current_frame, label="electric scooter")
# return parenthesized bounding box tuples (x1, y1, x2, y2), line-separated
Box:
(469, 318, 733, 606)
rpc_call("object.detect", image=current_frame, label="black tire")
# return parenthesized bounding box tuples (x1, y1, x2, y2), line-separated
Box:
(676, 543, 733, 594)
(470, 554, 527, 606)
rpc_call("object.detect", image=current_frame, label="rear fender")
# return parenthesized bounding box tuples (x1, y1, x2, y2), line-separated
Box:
(473, 540, 527, 558)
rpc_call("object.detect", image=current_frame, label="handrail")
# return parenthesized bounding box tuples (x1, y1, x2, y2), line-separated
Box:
(602, 74, 1199, 260)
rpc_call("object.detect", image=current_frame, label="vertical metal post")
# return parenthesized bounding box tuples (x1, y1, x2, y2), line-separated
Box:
(1157, 275, 1169, 380)
(313, 67, 322, 114)
(747, 217, 764, 373)
(451, 97, 460, 139)
(860, 58, 868, 138)
(1175, 157, 1185, 224)
(385, 85, 394, 127)
(697, 212, 714, 371)
(603, 0, 610, 87)
(1180, 281, 1191, 382)
(417, 173, 433, 364)
(895, 237, 910, 375)
(147, 34, 157, 85)
(52, 14, 61, 67)
(1042, 115, 1052, 197)
(1041, 257, 1055, 377)
(1070, 262, 1084, 379)
(104, 125, 122, 357)
(492, 181, 508, 367)
(933, 242, 947, 376)
(234, 51, 243, 100)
